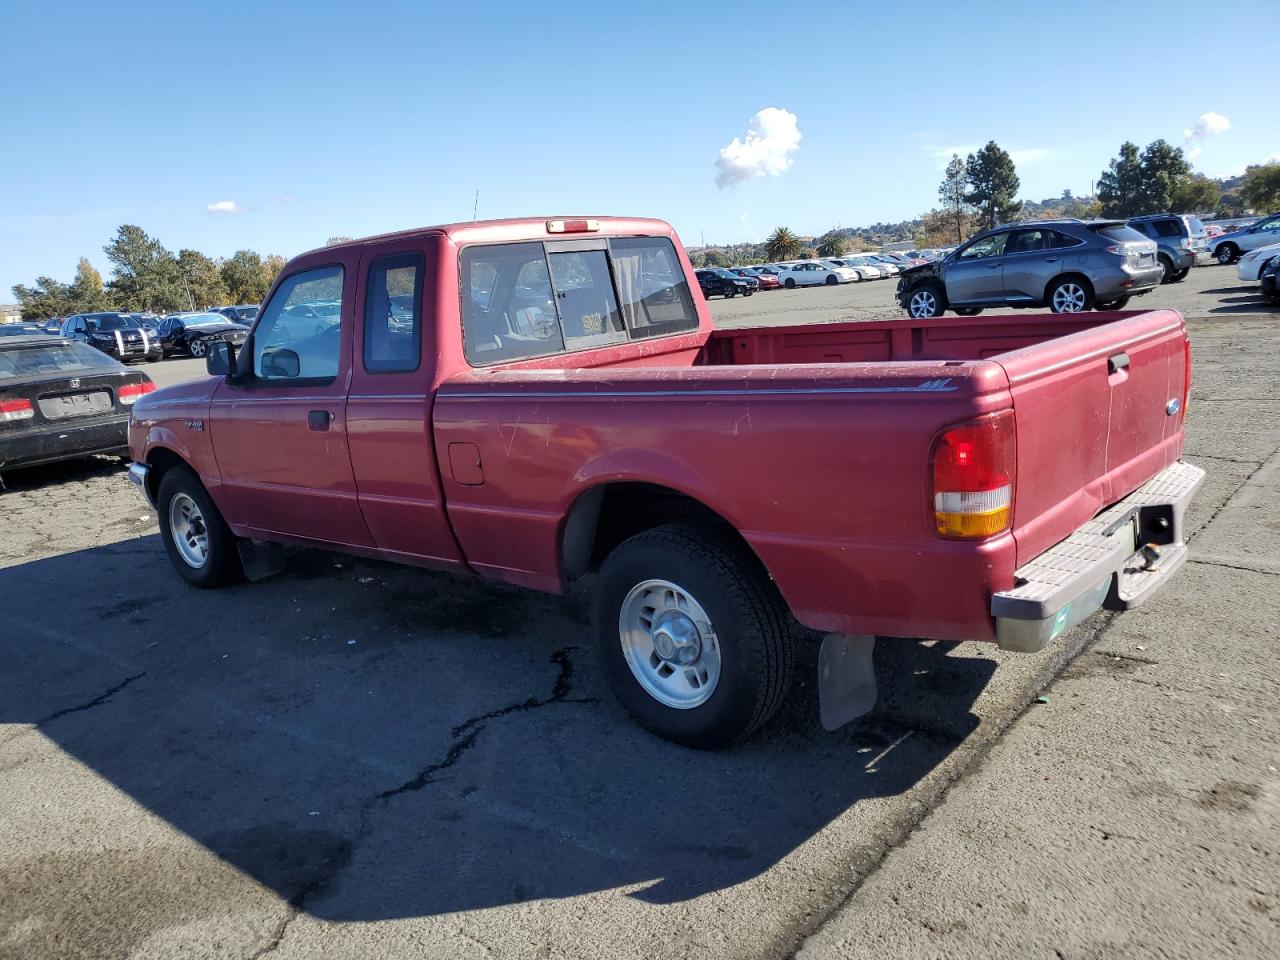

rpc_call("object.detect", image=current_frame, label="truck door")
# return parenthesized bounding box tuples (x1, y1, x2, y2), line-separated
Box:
(345, 238, 467, 569)
(207, 257, 375, 548)
(944, 232, 1008, 303)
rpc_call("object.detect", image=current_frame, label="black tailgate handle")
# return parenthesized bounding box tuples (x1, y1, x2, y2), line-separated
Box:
(1108, 352, 1130, 375)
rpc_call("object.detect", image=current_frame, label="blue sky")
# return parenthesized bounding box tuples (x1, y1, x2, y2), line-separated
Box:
(2, 0, 1276, 297)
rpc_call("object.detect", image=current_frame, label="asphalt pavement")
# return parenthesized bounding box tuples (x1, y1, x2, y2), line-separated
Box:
(0, 265, 1275, 959)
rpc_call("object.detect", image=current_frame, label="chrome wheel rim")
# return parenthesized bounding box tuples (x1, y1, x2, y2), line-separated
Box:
(619, 579, 720, 709)
(909, 290, 937, 318)
(169, 492, 209, 568)
(190, 339, 206, 357)
(1216, 248, 1232, 264)
(1051, 283, 1086, 312)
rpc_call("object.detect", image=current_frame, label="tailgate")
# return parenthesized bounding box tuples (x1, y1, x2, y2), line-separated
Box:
(994, 310, 1189, 565)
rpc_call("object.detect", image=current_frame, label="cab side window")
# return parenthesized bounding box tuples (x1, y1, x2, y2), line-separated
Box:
(252, 266, 345, 381)
(363, 253, 423, 373)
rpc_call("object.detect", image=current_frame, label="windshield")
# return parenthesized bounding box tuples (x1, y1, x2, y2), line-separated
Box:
(85, 315, 140, 332)
(1186, 216, 1206, 236)
(0, 340, 120, 378)
(181, 314, 230, 328)
(1091, 224, 1149, 244)
(234, 307, 259, 320)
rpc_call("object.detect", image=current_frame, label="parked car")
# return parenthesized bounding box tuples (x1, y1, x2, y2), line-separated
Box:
(1204, 224, 1225, 239)
(842, 255, 892, 278)
(1209, 212, 1280, 264)
(865, 254, 901, 276)
(776, 261, 857, 287)
(1235, 241, 1280, 282)
(0, 335, 155, 473)
(695, 268, 754, 298)
(0, 323, 48, 337)
(1127, 214, 1208, 283)
(730, 267, 780, 290)
(41, 318, 64, 335)
(1261, 256, 1279, 303)
(127, 215, 1202, 748)
(60, 313, 163, 362)
(158, 312, 250, 358)
(897, 219, 1162, 317)
(211, 304, 261, 325)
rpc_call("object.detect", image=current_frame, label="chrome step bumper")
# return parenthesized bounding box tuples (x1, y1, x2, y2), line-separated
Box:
(991, 460, 1205, 653)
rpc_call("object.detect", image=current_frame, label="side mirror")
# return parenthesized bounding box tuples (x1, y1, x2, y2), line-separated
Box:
(206, 340, 235, 377)
(261, 347, 300, 379)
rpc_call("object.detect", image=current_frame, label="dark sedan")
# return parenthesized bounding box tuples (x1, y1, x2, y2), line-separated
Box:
(61, 313, 163, 362)
(1262, 257, 1279, 304)
(158, 313, 249, 358)
(694, 268, 754, 299)
(0, 323, 48, 337)
(210, 304, 260, 325)
(0, 336, 155, 473)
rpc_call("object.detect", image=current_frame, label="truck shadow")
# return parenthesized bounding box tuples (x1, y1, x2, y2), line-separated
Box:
(0, 537, 996, 923)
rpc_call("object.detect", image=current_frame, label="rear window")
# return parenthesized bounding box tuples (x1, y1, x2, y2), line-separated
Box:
(0, 340, 120, 379)
(1090, 224, 1149, 244)
(1185, 216, 1206, 236)
(1151, 219, 1184, 238)
(461, 236, 698, 365)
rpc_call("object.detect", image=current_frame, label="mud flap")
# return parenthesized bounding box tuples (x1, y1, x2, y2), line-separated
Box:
(237, 540, 286, 581)
(818, 633, 877, 731)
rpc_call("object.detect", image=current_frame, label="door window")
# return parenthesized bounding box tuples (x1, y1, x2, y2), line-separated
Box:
(957, 234, 1008, 259)
(461, 242, 565, 365)
(363, 253, 423, 373)
(1006, 230, 1057, 254)
(252, 265, 345, 380)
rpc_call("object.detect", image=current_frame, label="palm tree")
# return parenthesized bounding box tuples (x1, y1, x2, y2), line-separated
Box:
(765, 227, 802, 262)
(816, 233, 847, 258)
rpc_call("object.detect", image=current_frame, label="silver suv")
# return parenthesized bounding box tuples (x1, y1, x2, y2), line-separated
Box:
(896, 219, 1163, 318)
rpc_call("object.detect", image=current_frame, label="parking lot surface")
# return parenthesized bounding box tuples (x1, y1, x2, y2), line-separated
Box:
(1, 266, 1276, 959)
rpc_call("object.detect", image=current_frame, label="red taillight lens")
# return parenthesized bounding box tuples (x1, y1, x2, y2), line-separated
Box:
(118, 381, 157, 405)
(0, 398, 35, 422)
(546, 218, 599, 234)
(931, 411, 1016, 538)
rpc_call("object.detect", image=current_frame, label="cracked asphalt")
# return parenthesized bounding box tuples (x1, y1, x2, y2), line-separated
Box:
(1, 266, 1276, 959)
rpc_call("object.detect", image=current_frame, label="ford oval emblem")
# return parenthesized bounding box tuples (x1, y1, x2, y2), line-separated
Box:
(1166, 398, 1181, 416)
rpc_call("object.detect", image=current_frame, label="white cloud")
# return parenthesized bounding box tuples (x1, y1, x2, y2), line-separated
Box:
(923, 144, 978, 169)
(1183, 112, 1230, 158)
(1010, 148, 1050, 165)
(206, 200, 243, 215)
(714, 107, 801, 189)
(278, 195, 296, 206)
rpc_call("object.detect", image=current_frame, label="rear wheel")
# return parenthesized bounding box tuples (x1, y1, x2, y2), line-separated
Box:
(953, 307, 983, 317)
(1158, 255, 1175, 284)
(1216, 243, 1239, 265)
(593, 524, 794, 749)
(1096, 296, 1131, 310)
(157, 467, 242, 588)
(906, 283, 945, 318)
(1048, 277, 1094, 314)
(1172, 267, 1189, 282)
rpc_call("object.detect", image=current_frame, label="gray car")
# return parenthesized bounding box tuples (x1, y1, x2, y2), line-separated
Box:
(1127, 214, 1208, 283)
(896, 219, 1163, 318)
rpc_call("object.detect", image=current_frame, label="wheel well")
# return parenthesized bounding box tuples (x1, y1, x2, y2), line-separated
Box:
(1043, 272, 1093, 303)
(1157, 252, 1173, 265)
(561, 482, 763, 582)
(144, 447, 190, 501)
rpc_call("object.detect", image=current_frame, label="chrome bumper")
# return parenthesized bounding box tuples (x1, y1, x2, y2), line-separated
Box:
(991, 461, 1206, 653)
(128, 462, 155, 508)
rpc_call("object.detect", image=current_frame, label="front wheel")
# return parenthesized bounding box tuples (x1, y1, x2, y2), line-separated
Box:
(157, 467, 242, 588)
(592, 524, 794, 749)
(189, 339, 207, 358)
(953, 307, 983, 317)
(1216, 243, 1239, 265)
(906, 284, 945, 318)
(784, 278, 796, 289)
(1048, 277, 1094, 313)
(825, 274, 838, 286)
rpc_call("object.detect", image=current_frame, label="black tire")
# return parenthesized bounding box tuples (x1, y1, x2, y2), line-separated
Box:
(725, 288, 736, 299)
(1158, 255, 1175, 284)
(906, 282, 946, 318)
(1215, 243, 1239, 265)
(592, 524, 794, 749)
(784, 278, 796, 289)
(1047, 276, 1094, 314)
(1096, 296, 1131, 310)
(954, 307, 984, 317)
(189, 339, 207, 358)
(825, 274, 838, 286)
(156, 466, 242, 588)
(1172, 267, 1189, 282)
(744, 289, 753, 297)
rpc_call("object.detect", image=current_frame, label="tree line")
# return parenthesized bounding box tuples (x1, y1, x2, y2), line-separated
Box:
(692, 142, 1280, 266)
(11, 225, 287, 321)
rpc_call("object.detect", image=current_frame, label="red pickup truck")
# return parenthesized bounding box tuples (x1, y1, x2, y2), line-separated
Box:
(128, 217, 1203, 747)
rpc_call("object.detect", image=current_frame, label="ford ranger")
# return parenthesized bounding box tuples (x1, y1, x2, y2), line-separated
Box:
(127, 217, 1203, 748)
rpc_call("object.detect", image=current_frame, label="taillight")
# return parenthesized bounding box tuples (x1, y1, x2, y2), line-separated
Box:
(0, 398, 35, 422)
(1104, 244, 1126, 257)
(931, 411, 1016, 539)
(118, 381, 157, 405)
(546, 219, 599, 234)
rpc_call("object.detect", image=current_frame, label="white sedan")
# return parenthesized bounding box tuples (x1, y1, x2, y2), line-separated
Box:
(776, 261, 858, 287)
(823, 258, 878, 281)
(843, 255, 892, 278)
(1236, 241, 1280, 282)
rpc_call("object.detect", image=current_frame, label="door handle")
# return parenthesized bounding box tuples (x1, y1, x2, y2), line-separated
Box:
(1045, 256, 1061, 263)
(308, 410, 333, 431)
(986, 262, 1000, 269)
(1107, 352, 1130, 374)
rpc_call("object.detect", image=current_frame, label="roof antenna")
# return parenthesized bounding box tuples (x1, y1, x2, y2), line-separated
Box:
(473, 189, 479, 221)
